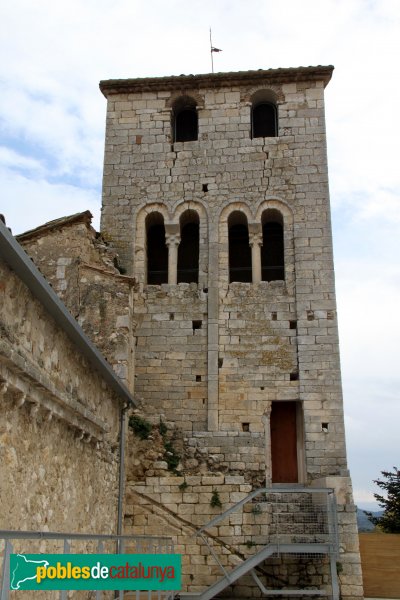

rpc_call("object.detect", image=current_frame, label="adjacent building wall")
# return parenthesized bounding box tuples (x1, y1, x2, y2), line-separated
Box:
(17, 213, 136, 390)
(0, 254, 121, 534)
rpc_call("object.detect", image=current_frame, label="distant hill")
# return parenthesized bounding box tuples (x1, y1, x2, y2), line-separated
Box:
(357, 508, 383, 531)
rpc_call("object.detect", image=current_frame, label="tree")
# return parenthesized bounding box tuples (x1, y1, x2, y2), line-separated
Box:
(365, 467, 400, 533)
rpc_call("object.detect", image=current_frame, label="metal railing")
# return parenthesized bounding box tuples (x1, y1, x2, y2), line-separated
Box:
(188, 487, 339, 600)
(0, 530, 175, 600)
(197, 487, 338, 548)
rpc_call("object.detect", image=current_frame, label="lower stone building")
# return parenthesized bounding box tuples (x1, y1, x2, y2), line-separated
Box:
(0, 216, 135, 542)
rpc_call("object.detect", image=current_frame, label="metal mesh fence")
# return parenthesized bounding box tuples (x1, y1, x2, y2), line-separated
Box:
(254, 491, 333, 547)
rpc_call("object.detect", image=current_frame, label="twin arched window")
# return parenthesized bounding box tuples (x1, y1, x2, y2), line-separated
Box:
(229, 209, 284, 283)
(146, 208, 284, 285)
(146, 210, 199, 285)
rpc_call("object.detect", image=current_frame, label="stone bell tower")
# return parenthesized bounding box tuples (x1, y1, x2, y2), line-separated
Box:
(100, 66, 363, 599)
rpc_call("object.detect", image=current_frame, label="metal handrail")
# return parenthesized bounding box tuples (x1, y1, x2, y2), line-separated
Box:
(196, 486, 335, 536)
(189, 487, 339, 600)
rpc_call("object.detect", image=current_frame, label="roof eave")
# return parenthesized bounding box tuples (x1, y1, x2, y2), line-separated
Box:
(100, 65, 334, 97)
(17, 211, 93, 243)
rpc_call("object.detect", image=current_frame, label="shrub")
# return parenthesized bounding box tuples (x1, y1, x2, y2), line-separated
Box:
(128, 415, 152, 440)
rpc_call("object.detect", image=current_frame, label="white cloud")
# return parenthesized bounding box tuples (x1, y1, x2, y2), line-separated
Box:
(336, 264, 400, 378)
(0, 147, 45, 175)
(0, 168, 100, 234)
(0, 85, 104, 185)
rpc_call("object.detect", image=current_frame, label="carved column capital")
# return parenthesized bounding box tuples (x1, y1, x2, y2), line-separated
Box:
(249, 222, 263, 247)
(165, 232, 181, 247)
(249, 231, 263, 247)
(165, 222, 180, 238)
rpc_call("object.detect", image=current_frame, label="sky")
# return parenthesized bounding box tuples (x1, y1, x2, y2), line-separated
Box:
(1, 0, 399, 510)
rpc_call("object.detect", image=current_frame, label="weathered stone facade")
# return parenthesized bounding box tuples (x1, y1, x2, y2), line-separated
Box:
(9, 65, 364, 599)
(18, 212, 136, 388)
(99, 68, 348, 478)
(0, 248, 122, 535)
(98, 67, 363, 599)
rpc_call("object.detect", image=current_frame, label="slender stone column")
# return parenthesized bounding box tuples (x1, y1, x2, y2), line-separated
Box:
(261, 402, 272, 486)
(165, 224, 181, 285)
(249, 224, 263, 283)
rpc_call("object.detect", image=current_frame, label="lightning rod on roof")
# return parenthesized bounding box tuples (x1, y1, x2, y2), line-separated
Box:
(210, 28, 222, 73)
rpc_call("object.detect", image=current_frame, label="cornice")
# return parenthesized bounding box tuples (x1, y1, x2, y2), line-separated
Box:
(99, 65, 334, 97)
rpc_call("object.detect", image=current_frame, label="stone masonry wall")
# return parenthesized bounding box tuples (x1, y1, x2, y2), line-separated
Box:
(134, 284, 208, 431)
(18, 215, 116, 314)
(218, 282, 297, 432)
(100, 72, 350, 482)
(99, 69, 363, 599)
(0, 256, 121, 534)
(18, 216, 136, 389)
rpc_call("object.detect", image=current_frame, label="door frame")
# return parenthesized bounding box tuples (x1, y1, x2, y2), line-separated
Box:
(270, 400, 306, 485)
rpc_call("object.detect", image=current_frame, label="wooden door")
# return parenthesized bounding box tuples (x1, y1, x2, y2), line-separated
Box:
(270, 401, 298, 483)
